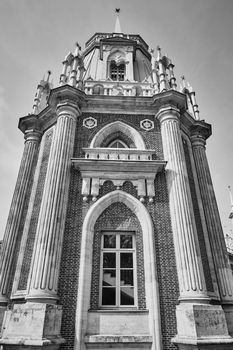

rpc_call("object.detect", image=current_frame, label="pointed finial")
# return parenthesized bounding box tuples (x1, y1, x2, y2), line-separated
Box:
(187, 82, 193, 92)
(228, 186, 233, 219)
(46, 70, 51, 82)
(156, 45, 162, 60)
(75, 42, 81, 56)
(114, 8, 122, 33)
(228, 186, 233, 206)
(181, 75, 186, 88)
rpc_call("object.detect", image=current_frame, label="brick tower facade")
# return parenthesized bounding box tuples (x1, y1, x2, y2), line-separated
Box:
(1, 17, 233, 350)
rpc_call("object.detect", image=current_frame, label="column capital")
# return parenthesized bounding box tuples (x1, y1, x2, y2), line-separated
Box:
(190, 133, 206, 148)
(24, 129, 42, 143)
(56, 100, 81, 119)
(156, 106, 180, 124)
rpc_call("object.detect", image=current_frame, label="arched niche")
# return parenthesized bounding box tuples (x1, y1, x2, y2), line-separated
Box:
(90, 121, 146, 149)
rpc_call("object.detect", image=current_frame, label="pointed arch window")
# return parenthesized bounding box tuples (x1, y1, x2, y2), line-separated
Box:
(107, 139, 128, 148)
(110, 62, 125, 81)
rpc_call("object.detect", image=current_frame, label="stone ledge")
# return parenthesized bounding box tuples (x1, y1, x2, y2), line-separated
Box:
(88, 309, 149, 314)
(172, 335, 233, 345)
(84, 335, 152, 343)
(0, 337, 65, 346)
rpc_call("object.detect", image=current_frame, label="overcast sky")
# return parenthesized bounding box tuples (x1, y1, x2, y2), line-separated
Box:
(0, 0, 233, 240)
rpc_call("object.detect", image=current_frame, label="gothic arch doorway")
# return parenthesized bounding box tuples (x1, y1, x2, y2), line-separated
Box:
(75, 190, 162, 350)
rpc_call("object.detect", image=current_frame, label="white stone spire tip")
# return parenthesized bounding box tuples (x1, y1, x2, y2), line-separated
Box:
(114, 8, 122, 33)
(46, 70, 51, 82)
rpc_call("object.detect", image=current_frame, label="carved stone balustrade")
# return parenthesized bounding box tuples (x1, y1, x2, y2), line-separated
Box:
(84, 81, 155, 97)
(83, 147, 155, 161)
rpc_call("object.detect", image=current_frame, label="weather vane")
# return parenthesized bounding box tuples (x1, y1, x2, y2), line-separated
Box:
(115, 8, 120, 13)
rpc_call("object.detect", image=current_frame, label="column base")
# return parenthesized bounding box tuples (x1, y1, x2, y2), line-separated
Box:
(172, 340, 233, 350)
(0, 303, 65, 349)
(222, 304, 233, 337)
(172, 303, 233, 350)
(0, 305, 7, 335)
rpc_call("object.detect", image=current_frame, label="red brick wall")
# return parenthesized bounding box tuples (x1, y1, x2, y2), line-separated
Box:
(57, 113, 179, 350)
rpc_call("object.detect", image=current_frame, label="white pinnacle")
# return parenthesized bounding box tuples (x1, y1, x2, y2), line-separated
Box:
(114, 9, 122, 33)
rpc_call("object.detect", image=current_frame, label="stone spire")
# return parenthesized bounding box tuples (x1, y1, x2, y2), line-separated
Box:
(114, 8, 122, 33)
(32, 71, 52, 114)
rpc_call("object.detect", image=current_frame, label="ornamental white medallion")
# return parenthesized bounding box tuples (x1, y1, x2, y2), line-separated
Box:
(83, 117, 97, 129)
(140, 119, 154, 131)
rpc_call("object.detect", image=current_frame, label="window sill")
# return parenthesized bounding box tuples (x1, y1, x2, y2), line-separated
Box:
(88, 308, 149, 314)
(84, 335, 152, 344)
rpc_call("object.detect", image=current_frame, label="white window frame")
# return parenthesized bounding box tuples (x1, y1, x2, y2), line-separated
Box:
(99, 231, 138, 308)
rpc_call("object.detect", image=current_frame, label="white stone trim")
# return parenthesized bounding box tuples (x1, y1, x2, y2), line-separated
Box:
(83, 117, 97, 129)
(140, 119, 154, 131)
(89, 121, 146, 149)
(74, 190, 162, 350)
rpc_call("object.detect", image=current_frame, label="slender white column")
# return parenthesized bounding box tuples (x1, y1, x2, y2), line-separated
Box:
(157, 106, 209, 302)
(27, 103, 80, 303)
(11, 128, 54, 298)
(0, 130, 41, 304)
(191, 133, 233, 302)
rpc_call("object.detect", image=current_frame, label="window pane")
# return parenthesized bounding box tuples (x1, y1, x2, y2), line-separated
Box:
(120, 270, 133, 286)
(103, 270, 116, 286)
(120, 253, 133, 268)
(102, 287, 116, 305)
(120, 287, 134, 305)
(104, 235, 116, 248)
(103, 253, 116, 268)
(120, 235, 132, 248)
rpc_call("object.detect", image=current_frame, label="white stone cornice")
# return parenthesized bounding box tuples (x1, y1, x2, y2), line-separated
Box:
(72, 158, 165, 175)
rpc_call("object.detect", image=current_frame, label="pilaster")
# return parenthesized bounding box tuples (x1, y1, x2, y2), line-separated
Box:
(0, 129, 41, 305)
(157, 107, 233, 348)
(191, 131, 233, 335)
(157, 106, 209, 302)
(191, 132, 233, 302)
(26, 102, 80, 303)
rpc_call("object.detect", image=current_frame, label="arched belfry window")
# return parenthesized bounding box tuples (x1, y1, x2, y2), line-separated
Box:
(110, 61, 125, 81)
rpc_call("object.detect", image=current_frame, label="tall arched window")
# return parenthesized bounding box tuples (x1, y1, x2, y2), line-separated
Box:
(100, 231, 136, 307)
(110, 62, 125, 81)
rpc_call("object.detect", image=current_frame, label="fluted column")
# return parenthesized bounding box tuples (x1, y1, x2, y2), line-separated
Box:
(27, 103, 79, 303)
(157, 106, 209, 302)
(191, 132, 233, 302)
(0, 130, 41, 304)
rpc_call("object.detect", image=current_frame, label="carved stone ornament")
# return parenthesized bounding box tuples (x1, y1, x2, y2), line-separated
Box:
(83, 117, 97, 129)
(140, 119, 154, 131)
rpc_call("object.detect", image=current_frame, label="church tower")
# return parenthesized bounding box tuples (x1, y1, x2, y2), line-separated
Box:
(1, 12, 233, 350)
